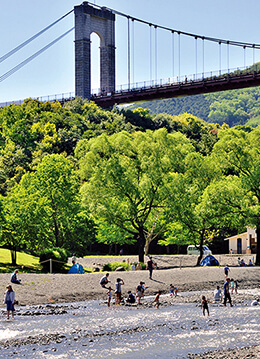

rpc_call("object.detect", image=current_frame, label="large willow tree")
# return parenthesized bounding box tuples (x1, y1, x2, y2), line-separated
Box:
(76, 129, 194, 262)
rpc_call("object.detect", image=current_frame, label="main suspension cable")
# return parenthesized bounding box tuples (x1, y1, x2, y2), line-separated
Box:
(87, 1, 260, 49)
(0, 28, 74, 83)
(0, 9, 74, 64)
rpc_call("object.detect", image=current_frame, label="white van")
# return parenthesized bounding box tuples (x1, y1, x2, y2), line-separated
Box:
(187, 245, 212, 255)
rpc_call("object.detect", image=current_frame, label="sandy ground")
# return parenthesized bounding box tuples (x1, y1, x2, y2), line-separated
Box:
(0, 263, 259, 306)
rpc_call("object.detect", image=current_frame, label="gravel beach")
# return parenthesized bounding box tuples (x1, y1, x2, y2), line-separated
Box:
(0, 256, 259, 358)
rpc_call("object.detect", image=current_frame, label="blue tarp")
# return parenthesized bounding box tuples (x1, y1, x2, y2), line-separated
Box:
(200, 254, 219, 266)
(68, 264, 85, 274)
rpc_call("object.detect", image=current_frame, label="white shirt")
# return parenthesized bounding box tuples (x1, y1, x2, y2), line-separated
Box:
(4, 290, 15, 304)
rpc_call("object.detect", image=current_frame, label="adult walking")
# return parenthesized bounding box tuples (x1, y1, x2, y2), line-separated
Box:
(223, 278, 233, 307)
(147, 257, 154, 279)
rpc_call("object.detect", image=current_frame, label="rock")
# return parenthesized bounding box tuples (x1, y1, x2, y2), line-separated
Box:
(191, 326, 198, 330)
(115, 266, 125, 271)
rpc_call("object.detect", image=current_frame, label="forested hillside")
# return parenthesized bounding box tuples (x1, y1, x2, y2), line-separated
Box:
(130, 87, 260, 128)
(0, 97, 259, 265)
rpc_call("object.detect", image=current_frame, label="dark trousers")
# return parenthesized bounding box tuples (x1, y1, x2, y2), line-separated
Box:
(148, 268, 153, 279)
(224, 292, 232, 306)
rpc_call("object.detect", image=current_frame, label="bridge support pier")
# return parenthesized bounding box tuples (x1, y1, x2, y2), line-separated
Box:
(74, 2, 115, 100)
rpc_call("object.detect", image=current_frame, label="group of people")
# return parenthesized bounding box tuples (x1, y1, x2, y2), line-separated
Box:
(202, 269, 237, 316)
(130, 262, 142, 271)
(238, 257, 254, 267)
(100, 272, 167, 308)
(100, 273, 149, 307)
(99, 271, 179, 309)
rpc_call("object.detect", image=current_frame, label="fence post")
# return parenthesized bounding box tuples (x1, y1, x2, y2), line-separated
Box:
(50, 258, 52, 274)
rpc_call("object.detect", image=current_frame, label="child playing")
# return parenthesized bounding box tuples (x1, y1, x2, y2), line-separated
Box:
(115, 278, 124, 305)
(235, 280, 238, 294)
(169, 284, 178, 297)
(201, 295, 211, 316)
(230, 278, 235, 294)
(3, 285, 15, 320)
(107, 286, 112, 307)
(214, 285, 223, 303)
(154, 290, 162, 309)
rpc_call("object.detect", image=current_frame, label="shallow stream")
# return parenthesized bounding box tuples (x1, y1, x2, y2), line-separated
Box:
(0, 294, 259, 358)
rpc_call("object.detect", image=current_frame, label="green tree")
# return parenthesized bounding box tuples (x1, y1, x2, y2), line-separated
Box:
(212, 127, 260, 263)
(164, 152, 221, 265)
(1, 175, 50, 264)
(1, 154, 95, 262)
(76, 129, 194, 262)
(158, 221, 191, 254)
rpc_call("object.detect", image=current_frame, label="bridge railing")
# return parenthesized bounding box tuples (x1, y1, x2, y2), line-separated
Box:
(0, 92, 75, 108)
(91, 64, 260, 98)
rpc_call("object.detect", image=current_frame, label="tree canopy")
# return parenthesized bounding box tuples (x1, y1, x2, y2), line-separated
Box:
(76, 129, 194, 262)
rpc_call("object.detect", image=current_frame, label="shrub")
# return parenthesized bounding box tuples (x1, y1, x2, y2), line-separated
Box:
(39, 247, 68, 273)
(102, 261, 128, 272)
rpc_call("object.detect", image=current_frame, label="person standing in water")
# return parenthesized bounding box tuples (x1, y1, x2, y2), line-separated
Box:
(201, 295, 211, 316)
(107, 287, 112, 307)
(115, 278, 124, 305)
(154, 290, 162, 309)
(223, 278, 233, 307)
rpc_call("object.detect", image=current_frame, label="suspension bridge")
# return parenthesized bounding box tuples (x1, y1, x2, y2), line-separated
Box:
(1, 1, 260, 108)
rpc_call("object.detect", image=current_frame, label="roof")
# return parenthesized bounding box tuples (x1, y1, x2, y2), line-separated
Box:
(224, 232, 247, 241)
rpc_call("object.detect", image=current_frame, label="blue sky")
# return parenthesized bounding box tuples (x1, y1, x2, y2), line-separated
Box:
(1, 0, 260, 102)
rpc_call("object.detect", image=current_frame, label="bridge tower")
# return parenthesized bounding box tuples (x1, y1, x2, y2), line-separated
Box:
(74, 2, 115, 99)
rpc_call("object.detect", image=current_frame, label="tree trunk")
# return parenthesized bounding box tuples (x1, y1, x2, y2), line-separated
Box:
(256, 225, 260, 265)
(196, 231, 205, 266)
(11, 249, 17, 265)
(138, 228, 146, 263)
(53, 215, 59, 247)
(144, 240, 150, 257)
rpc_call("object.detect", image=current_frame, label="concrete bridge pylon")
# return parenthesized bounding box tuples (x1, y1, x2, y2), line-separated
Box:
(74, 2, 115, 99)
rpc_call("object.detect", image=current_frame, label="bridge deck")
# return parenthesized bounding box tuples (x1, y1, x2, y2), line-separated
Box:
(92, 71, 260, 108)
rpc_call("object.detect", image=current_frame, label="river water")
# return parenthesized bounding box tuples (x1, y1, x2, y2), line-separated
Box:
(0, 293, 259, 358)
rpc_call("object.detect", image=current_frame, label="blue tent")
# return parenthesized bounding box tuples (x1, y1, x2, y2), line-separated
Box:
(68, 264, 85, 274)
(200, 254, 219, 266)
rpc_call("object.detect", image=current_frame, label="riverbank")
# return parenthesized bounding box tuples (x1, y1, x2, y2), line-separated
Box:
(0, 266, 259, 306)
(0, 266, 259, 358)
